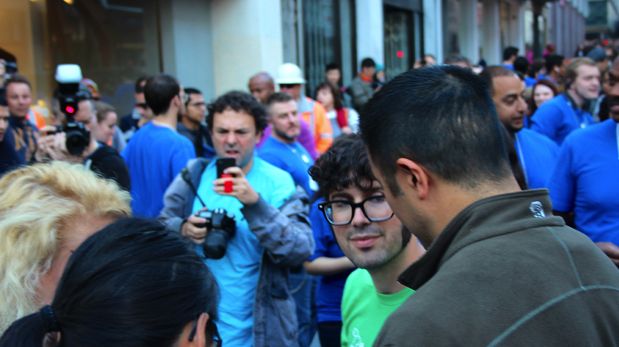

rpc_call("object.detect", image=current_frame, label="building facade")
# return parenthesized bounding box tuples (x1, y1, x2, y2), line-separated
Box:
(0, 0, 588, 117)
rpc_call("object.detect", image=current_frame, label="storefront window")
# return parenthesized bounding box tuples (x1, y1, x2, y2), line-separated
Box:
(384, 5, 413, 79)
(303, 0, 339, 94)
(0, 0, 161, 116)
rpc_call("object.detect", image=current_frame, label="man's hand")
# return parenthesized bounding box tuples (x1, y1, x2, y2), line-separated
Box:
(181, 213, 209, 244)
(36, 128, 82, 163)
(595, 242, 619, 266)
(213, 166, 259, 205)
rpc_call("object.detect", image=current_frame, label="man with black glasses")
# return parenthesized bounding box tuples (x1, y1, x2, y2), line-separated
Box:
(309, 134, 425, 347)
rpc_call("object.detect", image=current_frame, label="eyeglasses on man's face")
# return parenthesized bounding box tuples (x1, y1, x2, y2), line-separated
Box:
(318, 195, 394, 226)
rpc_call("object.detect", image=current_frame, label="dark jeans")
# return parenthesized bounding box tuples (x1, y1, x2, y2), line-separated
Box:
(318, 321, 342, 347)
(289, 266, 316, 347)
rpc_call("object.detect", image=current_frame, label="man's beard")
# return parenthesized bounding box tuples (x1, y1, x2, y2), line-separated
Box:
(274, 127, 297, 142)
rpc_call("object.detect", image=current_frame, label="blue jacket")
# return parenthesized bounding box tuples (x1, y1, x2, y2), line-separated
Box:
(158, 158, 314, 347)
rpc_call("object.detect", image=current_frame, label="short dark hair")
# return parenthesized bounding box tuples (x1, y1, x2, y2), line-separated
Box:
(360, 66, 512, 193)
(503, 46, 519, 61)
(207, 91, 267, 133)
(545, 54, 565, 74)
(513, 56, 529, 76)
(184, 87, 202, 106)
(144, 74, 180, 116)
(309, 134, 376, 200)
(325, 62, 340, 72)
(479, 66, 517, 95)
(134, 76, 149, 93)
(4, 74, 31, 91)
(266, 92, 293, 107)
(0, 218, 219, 347)
(361, 58, 376, 69)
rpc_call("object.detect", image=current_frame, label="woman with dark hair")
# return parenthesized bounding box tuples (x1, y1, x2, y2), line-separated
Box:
(0, 218, 220, 347)
(526, 79, 559, 127)
(315, 82, 360, 137)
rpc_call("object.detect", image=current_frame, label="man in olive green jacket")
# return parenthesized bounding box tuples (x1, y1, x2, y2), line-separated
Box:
(360, 65, 619, 346)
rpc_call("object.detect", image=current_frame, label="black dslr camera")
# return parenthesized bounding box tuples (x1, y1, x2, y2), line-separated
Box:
(195, 208, 236, 259)
(55, 64, 90, 156)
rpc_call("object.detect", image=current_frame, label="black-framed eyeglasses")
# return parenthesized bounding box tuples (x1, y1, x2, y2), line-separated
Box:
(188, 318, 222, 347)
(318, 195, 394, 226)
(135, 102, 148, 109)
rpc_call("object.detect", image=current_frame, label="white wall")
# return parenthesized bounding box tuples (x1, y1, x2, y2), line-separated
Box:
(423, 0, 444, 63)
(459, 0, 479, 63)
(160, 0, 215, 99)
(356, 0, 384, 68)
(210, 0, 284, 96)
(481, 0, 501, 65)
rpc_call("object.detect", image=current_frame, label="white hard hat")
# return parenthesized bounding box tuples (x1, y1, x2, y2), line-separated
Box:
(276, 63, 306, 85)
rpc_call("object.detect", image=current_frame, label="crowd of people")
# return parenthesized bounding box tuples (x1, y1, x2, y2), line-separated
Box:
(0, 37, 619, 347)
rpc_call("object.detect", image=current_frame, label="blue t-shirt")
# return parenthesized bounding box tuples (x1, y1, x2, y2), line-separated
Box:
(515, 128, 559, 190)
(193, 156, 295, 347)
(258, 136, 316, 196)
(524, 76, 537, 88)
(531, 94, 595, 145)
(121, 122, 195, 217)
(548, 119, 619, 244)
(309, 200, 354, 323)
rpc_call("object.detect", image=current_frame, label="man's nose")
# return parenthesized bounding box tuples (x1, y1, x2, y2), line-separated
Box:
(517, 96, 527, 113)
(350, 205, 371, 227)
(225, 132, 237, 144)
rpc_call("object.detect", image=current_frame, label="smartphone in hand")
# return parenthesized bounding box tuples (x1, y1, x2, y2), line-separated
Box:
(216, 158, 236, 178)
(216, 158, 236, 193)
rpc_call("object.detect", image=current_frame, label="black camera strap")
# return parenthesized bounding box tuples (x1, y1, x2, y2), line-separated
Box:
(181, 162, 208, 208)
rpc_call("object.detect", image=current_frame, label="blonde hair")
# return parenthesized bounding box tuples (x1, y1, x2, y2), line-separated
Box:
(0, 162, 131, 332)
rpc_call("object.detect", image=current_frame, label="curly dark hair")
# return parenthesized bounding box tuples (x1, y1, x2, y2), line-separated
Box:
(309, 134, 376, 200)
(206, 91, 268, 133)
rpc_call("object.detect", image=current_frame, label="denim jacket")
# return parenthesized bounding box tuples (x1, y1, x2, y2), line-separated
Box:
(159, 158, 314, 347)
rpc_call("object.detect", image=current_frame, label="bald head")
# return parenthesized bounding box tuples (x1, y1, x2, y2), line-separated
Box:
(248, 72, 275, 104)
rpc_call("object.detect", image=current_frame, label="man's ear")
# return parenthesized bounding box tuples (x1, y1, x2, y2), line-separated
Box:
(395, 158, 430, 200)
(188, 313, 209, 347)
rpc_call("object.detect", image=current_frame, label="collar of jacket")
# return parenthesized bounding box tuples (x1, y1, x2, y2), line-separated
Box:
(9, 115, 27, 129)
(398, 189, 564, 290)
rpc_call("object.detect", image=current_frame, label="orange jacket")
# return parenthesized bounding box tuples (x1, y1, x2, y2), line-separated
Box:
(299, 97, 333, 155)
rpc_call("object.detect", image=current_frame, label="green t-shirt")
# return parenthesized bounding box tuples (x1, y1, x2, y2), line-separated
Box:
(341, 269, 414, 347)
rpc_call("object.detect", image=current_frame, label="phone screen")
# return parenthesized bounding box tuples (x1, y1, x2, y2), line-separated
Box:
(216, 158, 236, 178)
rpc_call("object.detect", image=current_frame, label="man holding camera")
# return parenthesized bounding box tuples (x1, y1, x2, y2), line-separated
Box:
(36, 96, 130, 191)
(159, 91, 313, 347)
